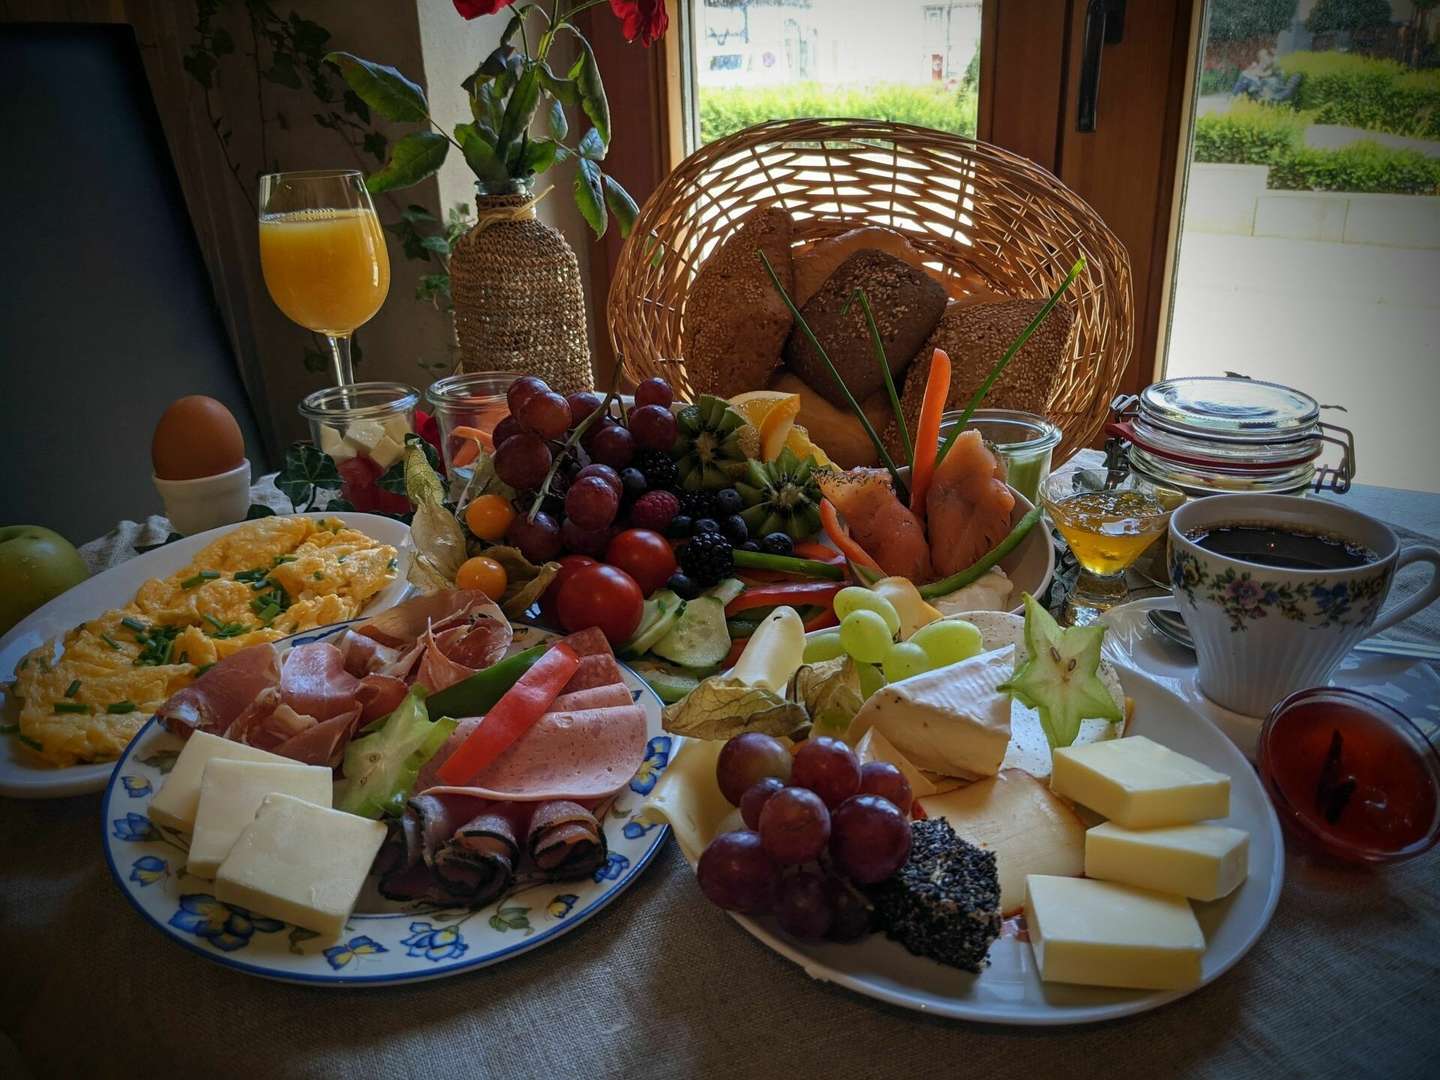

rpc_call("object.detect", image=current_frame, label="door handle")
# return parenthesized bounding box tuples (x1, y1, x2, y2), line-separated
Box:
(1077, 0, 1126, 132)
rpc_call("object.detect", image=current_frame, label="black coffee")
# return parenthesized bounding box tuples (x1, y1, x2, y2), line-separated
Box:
(1187, 523, 1376, 571)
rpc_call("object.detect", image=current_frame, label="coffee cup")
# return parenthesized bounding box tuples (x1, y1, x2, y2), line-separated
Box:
(1168, 493, 1440, 717)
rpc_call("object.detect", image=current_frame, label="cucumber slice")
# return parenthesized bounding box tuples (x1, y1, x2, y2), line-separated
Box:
(620, 590, 685, 658)
(634, 667, 702, 704)
(652, 596, 731, 667)
(707, 577, 746, 606)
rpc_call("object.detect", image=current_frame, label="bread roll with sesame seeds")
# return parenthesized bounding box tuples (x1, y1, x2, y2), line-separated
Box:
(681, 206, 795, 398)
(884, 297, 1075, 460)
(784, 249, 947, 411)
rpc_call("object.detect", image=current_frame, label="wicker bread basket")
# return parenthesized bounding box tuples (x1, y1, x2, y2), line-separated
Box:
(607, 118, 1133, 461)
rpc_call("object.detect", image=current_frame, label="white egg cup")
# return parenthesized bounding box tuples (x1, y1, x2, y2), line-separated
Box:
(152, 459, 252, 536)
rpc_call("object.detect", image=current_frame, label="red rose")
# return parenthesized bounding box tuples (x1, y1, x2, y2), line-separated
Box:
(609, 0, 669, 46)
(453, 0, 507, 18)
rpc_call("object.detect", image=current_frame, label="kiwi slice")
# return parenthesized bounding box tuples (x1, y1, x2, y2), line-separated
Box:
(674, 395, 750, 491)
(735, 447, 823, 540)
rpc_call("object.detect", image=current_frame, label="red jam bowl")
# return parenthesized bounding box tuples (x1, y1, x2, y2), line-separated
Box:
(1258, 687, 1440, 865)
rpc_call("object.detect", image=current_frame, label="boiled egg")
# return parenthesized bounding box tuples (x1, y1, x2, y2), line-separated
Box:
(152, 396, 246, 480)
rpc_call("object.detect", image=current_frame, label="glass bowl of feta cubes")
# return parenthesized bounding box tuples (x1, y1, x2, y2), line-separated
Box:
(299, 381, 420, 514)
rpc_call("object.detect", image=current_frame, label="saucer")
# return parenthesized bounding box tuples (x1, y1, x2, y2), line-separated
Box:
(1100, 597, 1440, 759)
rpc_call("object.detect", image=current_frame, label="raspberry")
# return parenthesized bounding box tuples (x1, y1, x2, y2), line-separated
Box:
(629, 489, 679, 531)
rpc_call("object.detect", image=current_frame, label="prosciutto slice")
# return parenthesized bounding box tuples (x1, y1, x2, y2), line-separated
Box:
(356, 590, 511, 658)
(356, 673, 408, 725)
(280, 643, 361, 721)
(157, 644, 280, 738)
(336, 629, 403, 678)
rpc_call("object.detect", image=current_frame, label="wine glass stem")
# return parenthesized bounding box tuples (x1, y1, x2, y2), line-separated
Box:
(327, 333, 354, 386)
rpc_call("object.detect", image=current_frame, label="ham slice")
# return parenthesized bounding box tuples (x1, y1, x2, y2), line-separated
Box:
(356, 673, 408, 725)
(419, 698, 647, 802)
(356, 590, 511, 656)
(336, 629, 403, 677)
(548, 683, 634, 713)
(415, 623, 478, 694)
(271, 707, 362, 768)
(280, 643, 361, 721)
(157, 644, 280, 738)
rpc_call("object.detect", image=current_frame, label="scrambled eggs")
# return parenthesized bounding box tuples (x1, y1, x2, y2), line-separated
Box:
(12, 516, 397, 767)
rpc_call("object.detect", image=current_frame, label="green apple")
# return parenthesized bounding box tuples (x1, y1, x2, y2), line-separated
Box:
(0, 526, 90, 635)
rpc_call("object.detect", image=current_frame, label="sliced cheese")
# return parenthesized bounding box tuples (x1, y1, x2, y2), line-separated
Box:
(1086, 821, 1249, 902)
(1051, 735, 1229, 828)
(856, 726, 940, 799)
(343, 419, 386, 452)
(1025, 874, 1205, 990)
(319, 424, 357, 462)
(368, 433, 404, 470)
(215, 793, 386, 939)
(380, 414, 411, 444)
(187, 759, 334, 879)
(854, 645, 1013, 779)
(920, 769, 1085, 915)
(639, 736, 731, 861)
(147, 731, 294, 833)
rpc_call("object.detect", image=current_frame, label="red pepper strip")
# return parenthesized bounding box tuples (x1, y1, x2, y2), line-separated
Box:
(793, 541, 844, 565)
(722, 635, 748, 669)
(804, 608, 839, 633)
(436, 642, 579, 785)
(726, 581, 843, 616)
(820, 498, 883, 573)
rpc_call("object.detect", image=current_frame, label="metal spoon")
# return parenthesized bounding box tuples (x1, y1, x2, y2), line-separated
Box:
(1147, 608, 1440, 662)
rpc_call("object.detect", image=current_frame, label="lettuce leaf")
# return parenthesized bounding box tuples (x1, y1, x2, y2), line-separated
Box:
(336, 688, 457, 819)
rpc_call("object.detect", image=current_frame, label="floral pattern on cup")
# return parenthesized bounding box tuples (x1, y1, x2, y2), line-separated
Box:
(1170, 549, 1389, 633)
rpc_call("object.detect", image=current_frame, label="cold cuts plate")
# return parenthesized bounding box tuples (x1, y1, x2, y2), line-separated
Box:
(100, 621, 672, 986)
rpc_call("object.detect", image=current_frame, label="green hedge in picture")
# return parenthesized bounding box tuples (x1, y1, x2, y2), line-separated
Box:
(1267, 140, 1440, 195)
(1193, 100, 1307, 165)
(1276, 51, 1440, 140)
(1199, 64, 1241, 96)
(699, 82, 978, 144)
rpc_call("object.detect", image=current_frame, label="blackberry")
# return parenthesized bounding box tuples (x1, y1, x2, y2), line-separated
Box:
(678, 489, 716, 520)
(679, 531, 734, 586)
(635, 448, 678, 491)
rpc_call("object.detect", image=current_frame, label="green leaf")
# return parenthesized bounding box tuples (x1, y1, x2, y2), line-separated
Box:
(401, 204, 437, 224)
(366, 131, 449, 194)
(462, 44, 516, 94)
(573, 158, 607, 238)
(501, 11, 522, 46)
(244, 504, 276, 520)
(519, 139, 561, 177)
(497, 63, 541, 158)
(455, 123, 509, 185)
(602, 174, 639, 238)
(577, 126, 606, 161)
(538, 63, 580, 106)
(275, 442, 341, 510)
(420, 234, 451, 255)
(362, 130, 387, 162)
(324, 51, 428, 123)
(342, 89, 371, 123)
(569, 34, 611, 147)
(547, 98, 569, 140)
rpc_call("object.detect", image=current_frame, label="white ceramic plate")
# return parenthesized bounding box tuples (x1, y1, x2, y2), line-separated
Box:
(0, 512, 413, 799)
(679, 666, 1285, 1025)
(100, 621, 672, 986)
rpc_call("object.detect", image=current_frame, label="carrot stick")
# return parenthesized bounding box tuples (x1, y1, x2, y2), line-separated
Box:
(449, 425, 490, 468)
(820, 498, 883, 573)
(908, 348, 952, 517)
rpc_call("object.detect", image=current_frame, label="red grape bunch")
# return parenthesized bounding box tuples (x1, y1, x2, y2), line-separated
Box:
(695, 733, 914, 942)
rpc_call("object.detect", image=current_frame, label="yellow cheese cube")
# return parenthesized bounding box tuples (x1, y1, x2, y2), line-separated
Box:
(1025, 874, 1205, 990)
(1085, 821, 1249, 902)
(187, 759, 334, 879)
(215, 793, 387, 938)
(1051, 735, 1229, 827)
(147, 731, 295, 833)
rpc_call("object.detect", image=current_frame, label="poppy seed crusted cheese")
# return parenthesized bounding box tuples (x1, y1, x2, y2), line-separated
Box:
(866, 818, 1002, 973)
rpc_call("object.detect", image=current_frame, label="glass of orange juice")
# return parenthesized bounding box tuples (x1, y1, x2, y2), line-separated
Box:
(258, 170, 390, 386)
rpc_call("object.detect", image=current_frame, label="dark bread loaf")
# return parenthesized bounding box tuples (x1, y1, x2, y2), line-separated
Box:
(682, 207, 795, 398)
(783, 249, 947, 410)
(884, 297, 1075, 459)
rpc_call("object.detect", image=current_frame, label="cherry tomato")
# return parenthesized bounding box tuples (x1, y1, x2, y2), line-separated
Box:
(540, 554, 597, 627)
(604, 528, 678, 596)
(557, 563, 644, 644)
(455, 555, 508, 599)
(464, 493, 516, 541)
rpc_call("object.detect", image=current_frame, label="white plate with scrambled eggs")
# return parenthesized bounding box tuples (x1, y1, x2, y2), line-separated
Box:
(0, 513, 411, 798)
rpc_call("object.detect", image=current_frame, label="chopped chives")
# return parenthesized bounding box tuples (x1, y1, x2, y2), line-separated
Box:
(64, 679, 81, 698)
(100, 633, 121, 650)
(272, 554, 297, 565)
(202, 613, 224, 630)
(105, 701, 138, 714)
(120, 616, 147, 633)
(177, 651, 189, 665)
(17, 734, 42, 752)
(234, 567, 269, 583)
(180, 570, 220, 588)
(313, 572, 324, 581)
(54, 702, 91, 714)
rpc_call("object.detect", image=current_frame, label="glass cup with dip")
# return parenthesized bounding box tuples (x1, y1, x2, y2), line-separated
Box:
(1168, 493, 1440, 717)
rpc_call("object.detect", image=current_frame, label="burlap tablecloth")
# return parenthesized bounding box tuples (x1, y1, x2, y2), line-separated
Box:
(4, 468, 1438, 1079)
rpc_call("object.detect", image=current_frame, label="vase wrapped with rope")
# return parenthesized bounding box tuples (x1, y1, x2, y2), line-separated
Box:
(325, 0, 665, 392)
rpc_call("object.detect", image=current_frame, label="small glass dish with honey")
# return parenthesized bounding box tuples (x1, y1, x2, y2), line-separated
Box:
(1042, 468, 1185, 623)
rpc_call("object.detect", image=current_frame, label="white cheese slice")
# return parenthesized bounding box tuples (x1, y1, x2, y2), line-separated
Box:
(854, 645, 1013, 779)
(380, 414, 412, 444)
(318, 424, 357, 462)
(1086, 821, 1249, 902)
(1051, 735, 1230, 828)
(215, 793, 387, 939)
(856, 726, 941, 799)
(344, 419, 386, 452)
(187, 759, 334, 879)
(920, 769, 1086, 915)
(147, 731, 294, 833)
(639, 737, 730, 862)
(1025, 874, 1205, 990)
(367, 433, 404, 470)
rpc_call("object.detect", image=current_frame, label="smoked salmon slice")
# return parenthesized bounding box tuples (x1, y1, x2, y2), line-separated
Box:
(925, 430, 1015, 578)
(817, 469, 933, 581)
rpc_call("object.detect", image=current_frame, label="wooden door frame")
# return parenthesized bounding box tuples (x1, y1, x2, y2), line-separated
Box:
(592, 0, 1200, 410)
